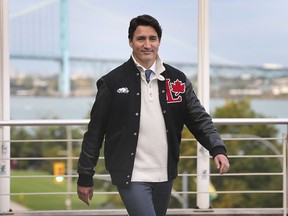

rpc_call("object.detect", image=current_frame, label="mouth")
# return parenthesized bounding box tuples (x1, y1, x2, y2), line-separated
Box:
(142, 50, 153, 55)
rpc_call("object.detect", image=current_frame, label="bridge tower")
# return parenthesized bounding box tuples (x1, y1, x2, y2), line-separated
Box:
(59, 0, 70, 96)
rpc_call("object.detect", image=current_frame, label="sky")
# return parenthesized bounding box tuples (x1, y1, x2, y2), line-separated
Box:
(8, 0, 288, 71)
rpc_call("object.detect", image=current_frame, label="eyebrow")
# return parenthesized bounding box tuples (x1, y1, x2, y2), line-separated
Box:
(135, 35, 158, 39)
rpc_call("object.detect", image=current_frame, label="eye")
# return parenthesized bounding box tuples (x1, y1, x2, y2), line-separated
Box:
(136, 36, 146, 41)
(150, 36, 158, 41)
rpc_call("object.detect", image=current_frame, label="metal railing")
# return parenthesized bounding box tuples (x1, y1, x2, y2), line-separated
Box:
(0, 118, 288, 215)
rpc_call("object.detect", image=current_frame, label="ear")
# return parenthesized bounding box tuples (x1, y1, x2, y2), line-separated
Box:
(129, 39, 132, 48)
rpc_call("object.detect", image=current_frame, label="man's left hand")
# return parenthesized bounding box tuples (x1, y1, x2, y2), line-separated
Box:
(214, 154, 230, 175)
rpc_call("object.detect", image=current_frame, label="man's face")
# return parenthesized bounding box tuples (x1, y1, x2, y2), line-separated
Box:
(129, 25, 160, 68)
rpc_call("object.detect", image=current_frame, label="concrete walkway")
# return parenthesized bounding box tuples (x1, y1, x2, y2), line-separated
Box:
(2, 208, 285, 216)
(9, 201, 29, 212)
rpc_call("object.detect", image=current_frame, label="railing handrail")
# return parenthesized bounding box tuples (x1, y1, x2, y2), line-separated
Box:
(0, 118, 288, 126)
(213, 118, 288, 125)
(0, 119, 89, 126)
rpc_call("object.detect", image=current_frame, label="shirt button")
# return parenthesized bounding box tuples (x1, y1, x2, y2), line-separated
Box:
(136, 73, 140, 76)
(162, 90, 165, 93)
(127, 175, 130, 178)
(131, 153, 134, 156)
(163, 110, 166, 113)
(136, 92, 140, 96)
(134, 132, 137, 136)
(126, 182, 129, 184)
(135, 112, 139, 116)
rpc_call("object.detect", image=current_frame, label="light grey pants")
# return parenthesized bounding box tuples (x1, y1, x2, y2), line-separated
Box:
(117, 181, 173, 216)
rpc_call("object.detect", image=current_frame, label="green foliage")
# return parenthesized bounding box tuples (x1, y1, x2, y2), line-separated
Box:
(11, 125, 83, 173)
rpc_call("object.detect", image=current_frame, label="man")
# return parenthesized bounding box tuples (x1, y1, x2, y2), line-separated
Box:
(77, 14, 230, 216)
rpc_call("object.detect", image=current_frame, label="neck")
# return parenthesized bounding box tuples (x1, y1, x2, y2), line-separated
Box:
(131, 55, 157, 70)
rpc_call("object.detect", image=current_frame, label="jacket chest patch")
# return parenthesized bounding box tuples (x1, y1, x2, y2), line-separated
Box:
(166, 79, 186, 103)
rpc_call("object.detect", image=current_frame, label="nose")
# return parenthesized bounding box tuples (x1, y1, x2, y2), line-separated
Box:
(144, 39, 151, 49)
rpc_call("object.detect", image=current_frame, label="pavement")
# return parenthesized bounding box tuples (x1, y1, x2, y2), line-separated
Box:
(9, 201, 29, 212)
(2, 204, 286, 216)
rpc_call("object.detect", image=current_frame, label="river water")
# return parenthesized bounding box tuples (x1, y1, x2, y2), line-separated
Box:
(10, 96, 287, 135)
(10, 96, 287, 120)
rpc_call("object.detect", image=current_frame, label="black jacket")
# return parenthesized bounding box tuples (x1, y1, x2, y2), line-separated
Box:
(77, 57, 226, 187)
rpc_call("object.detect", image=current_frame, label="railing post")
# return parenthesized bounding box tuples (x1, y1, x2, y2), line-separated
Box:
(65, 126, 73, 210)
(182, 171, 189, 208)
(197, 0, 211, 209)
(284, 132, 287, 216)
(0, 0, 11, 213)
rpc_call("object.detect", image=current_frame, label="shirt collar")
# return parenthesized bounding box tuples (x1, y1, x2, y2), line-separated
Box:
(131, 54, 165, 75)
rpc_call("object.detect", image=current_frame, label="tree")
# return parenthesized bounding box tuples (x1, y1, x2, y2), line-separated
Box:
(211, 98, 280, 208)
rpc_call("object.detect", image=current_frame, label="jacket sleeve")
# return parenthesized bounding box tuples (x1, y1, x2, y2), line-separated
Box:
(184, 78, 226, 158)
(77, 78, 112, 187)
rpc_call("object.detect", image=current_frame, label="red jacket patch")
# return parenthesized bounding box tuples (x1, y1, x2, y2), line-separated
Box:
(166, 79, 186, 103)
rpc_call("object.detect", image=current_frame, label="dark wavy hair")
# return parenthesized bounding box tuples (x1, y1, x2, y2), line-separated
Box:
(128, 14, 162, 41)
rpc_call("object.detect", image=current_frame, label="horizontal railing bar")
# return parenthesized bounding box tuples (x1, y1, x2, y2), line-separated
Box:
(0, 118, 288, 126)
(5, 174, 110, 178)
(179, 173, 284, 176)
(3, 190, 284, 197)
(2, 172, 283, 179)
(6, 156, 105, 160)
(5, 139, 83, 143)
(0, 119, 89, 126)
(4, 137, 282, 144)
(213, 118, 288, 125)
(171, 191, 284, 194)
(0, 135, 284, 144)
(222, 137, 281, 141)
(180, 155, 284, 159)
(9, 157, 80, 160)
(2, 137, 284, 143)
(0, 137, 280, 144)
(183, 137, 281, 141)
(222, 155, 283, 158)
(5, 191, 119, 196)
(1, 154, 283, 161)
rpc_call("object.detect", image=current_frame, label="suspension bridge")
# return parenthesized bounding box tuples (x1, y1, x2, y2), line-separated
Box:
(9, 0, 288, 97)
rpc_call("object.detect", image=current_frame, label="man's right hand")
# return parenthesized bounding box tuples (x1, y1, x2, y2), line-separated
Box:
(77, 185, 94, 205)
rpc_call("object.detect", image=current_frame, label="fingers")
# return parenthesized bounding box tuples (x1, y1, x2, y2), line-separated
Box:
(89, 188, 94, 200)
(214, 154, 230, 175)
(219, 162, 230, 175)
(82, 196, 90, 206)
(77, 186, 93, 206)
(78, 192, 89, 205)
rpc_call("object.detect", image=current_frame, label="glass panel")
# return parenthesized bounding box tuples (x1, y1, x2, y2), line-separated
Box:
(210, 1, 288, 118)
